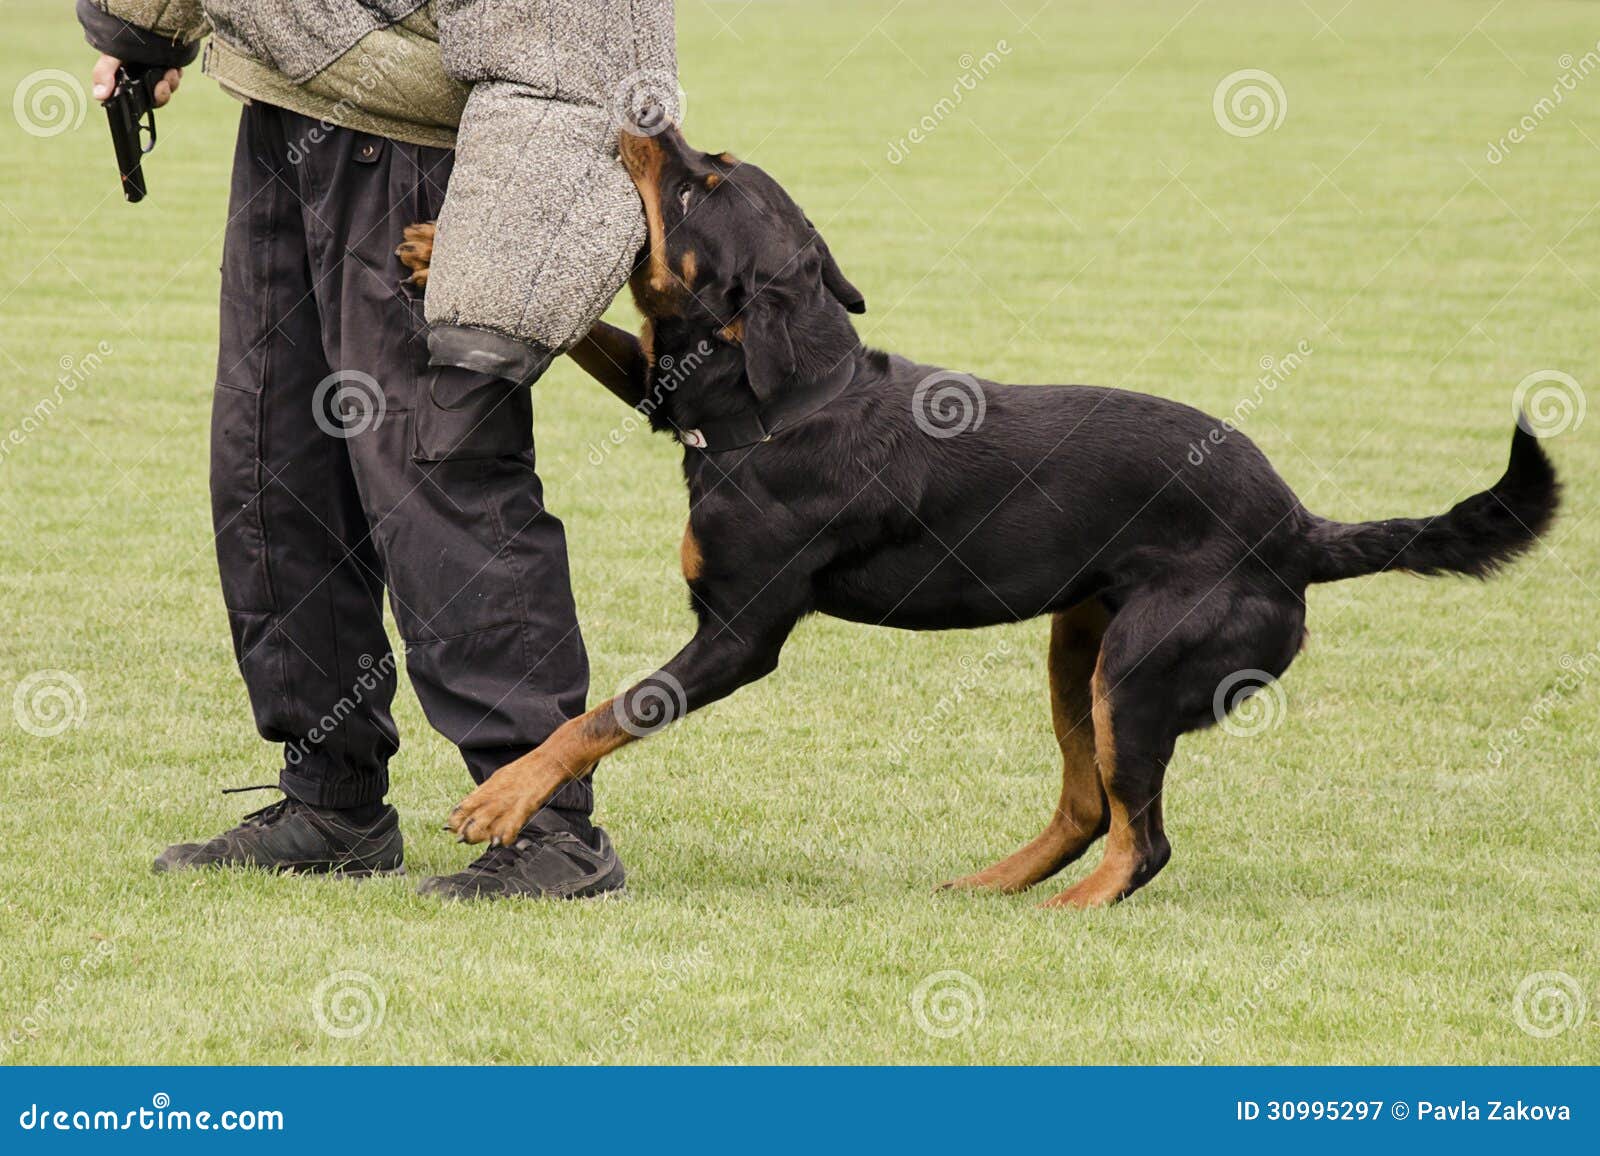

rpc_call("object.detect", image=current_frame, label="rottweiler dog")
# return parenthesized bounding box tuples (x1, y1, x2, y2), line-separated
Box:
(403, 126, 1558, 907)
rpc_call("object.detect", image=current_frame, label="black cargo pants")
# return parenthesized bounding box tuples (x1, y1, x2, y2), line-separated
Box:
(211, 103, 592, 819)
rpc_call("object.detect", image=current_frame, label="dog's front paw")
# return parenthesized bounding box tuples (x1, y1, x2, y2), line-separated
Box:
(396, 221, 435, 288)
(446, 769, 539, 848)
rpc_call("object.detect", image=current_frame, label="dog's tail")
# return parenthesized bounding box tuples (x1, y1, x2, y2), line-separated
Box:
(1303, 421, 1559, 585)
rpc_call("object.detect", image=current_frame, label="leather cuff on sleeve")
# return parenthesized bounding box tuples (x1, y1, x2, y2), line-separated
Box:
(427, 324, 556, 387)
(77, 0, 202, 68)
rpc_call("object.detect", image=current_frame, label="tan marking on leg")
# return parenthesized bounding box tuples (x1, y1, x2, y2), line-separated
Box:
(1041, 652, 1141, 908)
(639, 318, 655, 368)
(942, 600, 1110, 893)
(680, 521, 704, 582)
(447, 700, 635, 846)
(680, 249, 698, 287)
(717, 318, 743, 344)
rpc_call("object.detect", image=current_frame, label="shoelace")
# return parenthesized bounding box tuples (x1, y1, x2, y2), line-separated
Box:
(221, 783, 300, 827)
(463, 839, 534, 875)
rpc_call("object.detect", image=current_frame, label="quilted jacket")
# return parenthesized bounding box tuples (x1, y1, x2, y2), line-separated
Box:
(77, 0, 677, 383)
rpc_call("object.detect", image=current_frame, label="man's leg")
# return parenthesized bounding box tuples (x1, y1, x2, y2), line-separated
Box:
(285, 113, 617, 897)
(157, 104, 403, 874)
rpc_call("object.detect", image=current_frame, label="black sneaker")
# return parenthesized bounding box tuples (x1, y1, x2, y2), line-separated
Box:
(152, 794, 403, 876)
(418, 825, 624, 901)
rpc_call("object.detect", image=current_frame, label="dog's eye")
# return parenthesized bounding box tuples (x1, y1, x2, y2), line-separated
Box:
(677, 182, 694, 211)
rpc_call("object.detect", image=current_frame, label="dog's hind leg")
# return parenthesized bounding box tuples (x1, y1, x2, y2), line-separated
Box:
(1037, 582, 1303, 908)
(941, 598, 1112, 893)
(1039, 643, 1174, 909)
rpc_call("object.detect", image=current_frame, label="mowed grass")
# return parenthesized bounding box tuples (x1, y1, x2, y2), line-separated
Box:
(2, 0, 1597, 1065)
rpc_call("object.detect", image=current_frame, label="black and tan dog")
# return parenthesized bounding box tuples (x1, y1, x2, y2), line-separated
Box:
(401, 126, 1558, 907)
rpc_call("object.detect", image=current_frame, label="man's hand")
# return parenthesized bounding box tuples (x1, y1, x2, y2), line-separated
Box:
(90, 53, 181, 105)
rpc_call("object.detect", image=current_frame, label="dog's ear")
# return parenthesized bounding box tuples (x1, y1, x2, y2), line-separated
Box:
(740, 291, 798, 403)
(806, 218, 866, 314)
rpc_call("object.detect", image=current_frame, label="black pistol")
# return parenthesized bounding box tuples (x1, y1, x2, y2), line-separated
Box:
(104, 65, 166, 203)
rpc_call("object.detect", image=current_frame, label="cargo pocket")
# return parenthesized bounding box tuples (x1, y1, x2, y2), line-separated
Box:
(411, 366, 534, 462)
(209, 383, 276, 613)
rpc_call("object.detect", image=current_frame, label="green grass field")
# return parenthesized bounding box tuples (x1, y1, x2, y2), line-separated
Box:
(2, 0, 1597, 1065)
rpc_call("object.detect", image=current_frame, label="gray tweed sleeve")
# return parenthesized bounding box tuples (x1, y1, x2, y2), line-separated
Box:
(425, 0, 677, 384)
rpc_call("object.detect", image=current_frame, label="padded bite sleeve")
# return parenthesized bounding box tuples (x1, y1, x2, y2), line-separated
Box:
(425, 0, 677, 384)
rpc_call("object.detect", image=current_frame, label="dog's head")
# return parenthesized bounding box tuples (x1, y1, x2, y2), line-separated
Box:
(619, 125, 865, 403)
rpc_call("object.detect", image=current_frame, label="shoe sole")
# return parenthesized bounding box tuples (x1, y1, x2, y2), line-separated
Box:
(153, 860, 406, 878)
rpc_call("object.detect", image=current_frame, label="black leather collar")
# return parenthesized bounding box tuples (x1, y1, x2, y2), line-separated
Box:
(671, 354, 861, 453)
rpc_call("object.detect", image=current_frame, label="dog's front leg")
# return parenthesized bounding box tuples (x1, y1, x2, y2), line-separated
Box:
(566, 320, 649, 408)
(447, 618, 796, 846)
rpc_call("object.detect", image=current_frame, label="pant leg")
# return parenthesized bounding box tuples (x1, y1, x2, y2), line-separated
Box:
(285, 111, 594, 817)
(212, 105, 400, 808)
